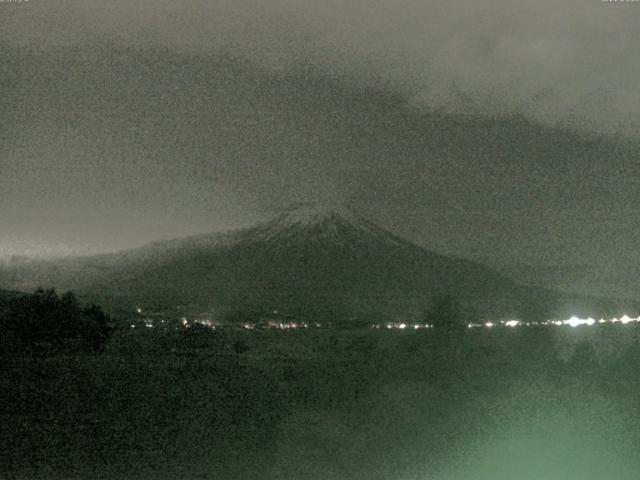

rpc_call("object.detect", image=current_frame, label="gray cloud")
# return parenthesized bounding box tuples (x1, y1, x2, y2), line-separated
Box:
(5, 0, 640, 134)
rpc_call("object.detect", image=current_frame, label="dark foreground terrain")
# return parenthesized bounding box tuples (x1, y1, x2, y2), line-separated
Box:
(3, 326, 640, 480)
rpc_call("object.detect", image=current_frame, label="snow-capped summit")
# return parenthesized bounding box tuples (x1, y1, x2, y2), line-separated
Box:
(246, 203, 403, 246)
(269, 203, 362, 227)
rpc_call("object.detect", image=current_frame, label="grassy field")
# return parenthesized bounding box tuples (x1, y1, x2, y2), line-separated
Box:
(3, 325, 640, 480)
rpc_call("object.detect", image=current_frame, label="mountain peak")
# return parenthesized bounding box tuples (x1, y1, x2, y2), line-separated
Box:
(245, 203, 404, 247)
(271, 203, 360, 227)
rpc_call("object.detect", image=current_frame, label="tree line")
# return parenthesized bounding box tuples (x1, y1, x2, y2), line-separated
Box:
(0, 288, 113, 354)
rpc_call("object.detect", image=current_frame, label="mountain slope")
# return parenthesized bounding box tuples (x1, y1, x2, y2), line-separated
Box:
(0, 206, 632, 322)
(493, 263, 640, 301)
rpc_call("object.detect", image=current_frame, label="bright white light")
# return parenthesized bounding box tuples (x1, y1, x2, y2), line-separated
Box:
(460, 314, 640, 330)
(564, 316, 583, 327)
(565, 317, 580, 327)
(398, 323, 407, 330)
(136, 307, 142, 314)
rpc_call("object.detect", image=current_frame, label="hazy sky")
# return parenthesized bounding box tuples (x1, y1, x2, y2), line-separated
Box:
(2, 0, 640, 266)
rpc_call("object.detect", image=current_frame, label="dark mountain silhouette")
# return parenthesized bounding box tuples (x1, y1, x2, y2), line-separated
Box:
(0, 205, 633, 323)
(492, 262, 640, 301)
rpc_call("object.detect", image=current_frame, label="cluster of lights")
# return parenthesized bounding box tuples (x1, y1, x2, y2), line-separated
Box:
(193, 319, 219, 329)
(467, 315, 640, 329)
(241, 321, 312, 330)
(242, 320, 322, 330)
(373, 323, 432, 330)
(375, 315, 640, 331)
(538, 315, 640, 328)
(270, 322, 308, 329)
(132, 305, 640, 331)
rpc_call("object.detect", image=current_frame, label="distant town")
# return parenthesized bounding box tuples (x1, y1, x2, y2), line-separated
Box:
(131, 306, 640, 331)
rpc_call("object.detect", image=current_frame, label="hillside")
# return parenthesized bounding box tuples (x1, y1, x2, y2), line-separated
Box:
(492, 263, 640, 301)
(0, 206, 633, 323)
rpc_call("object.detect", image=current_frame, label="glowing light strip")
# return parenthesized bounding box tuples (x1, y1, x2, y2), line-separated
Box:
(376, 315, 640, 330)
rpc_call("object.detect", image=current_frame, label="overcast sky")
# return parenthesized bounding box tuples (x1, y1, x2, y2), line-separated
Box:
(2, 0, 640, 266)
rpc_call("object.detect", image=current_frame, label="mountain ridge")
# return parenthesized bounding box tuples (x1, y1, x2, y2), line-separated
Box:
(0, 205, 635, 322)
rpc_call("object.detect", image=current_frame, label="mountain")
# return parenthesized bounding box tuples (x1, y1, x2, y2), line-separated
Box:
(492, 263, 640, 301)
(0, 205, 633, 323)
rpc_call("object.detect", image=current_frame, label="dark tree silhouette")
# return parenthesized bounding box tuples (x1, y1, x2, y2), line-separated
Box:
(0, 289, 113, 353)
(424, 295, 467, 330)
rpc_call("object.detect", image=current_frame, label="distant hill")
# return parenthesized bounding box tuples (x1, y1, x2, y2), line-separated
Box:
(492, 263, 640, 301)
(0, 205, 635, 323)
